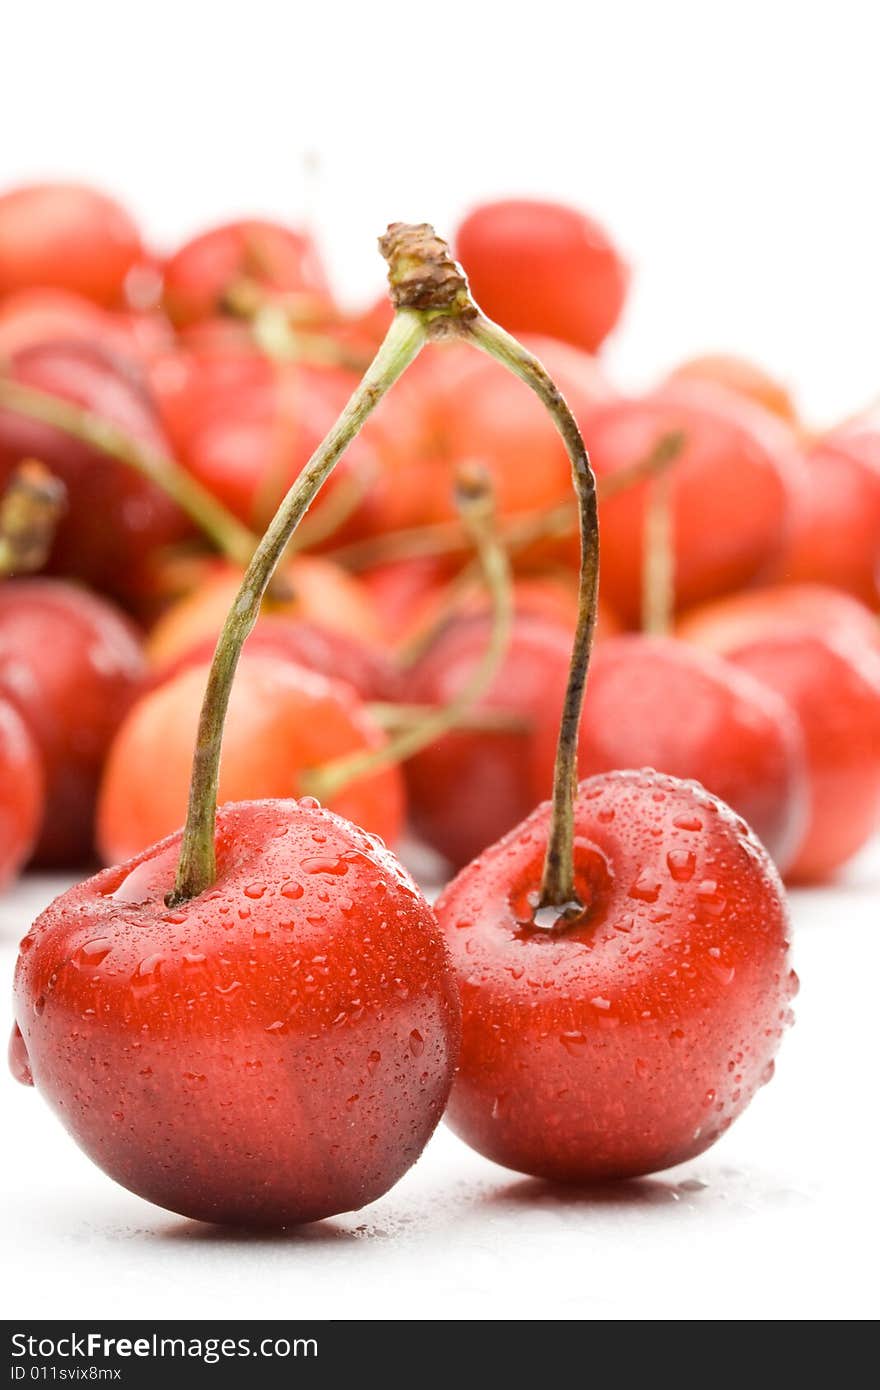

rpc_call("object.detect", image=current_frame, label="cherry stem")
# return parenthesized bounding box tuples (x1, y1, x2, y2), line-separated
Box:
(464, 317, 598, 912)
(0, 378, 258, 567)
(284, 458, 376, 553)
(169, 221, 598, 912)
(168, 308, 428, 905)
(641, 464, 676, 635)
(0, 460, 66, 577)
(300, 464, 513, 804)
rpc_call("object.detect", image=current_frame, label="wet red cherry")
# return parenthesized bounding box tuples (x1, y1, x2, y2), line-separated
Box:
(403, 613, 571, 868)
(162, 219, 334, 328)
(455, 199, 629, 353)
(0, 183, 144, 306)
(0, 698, 43, 887)
(727, 633, 880, 882)
(581, 386, 800, 622)
(13, 799, 460, 1224)
(772, 424, 880, 606)
(97, 654, 405, 863)
(530, 634, 809, 874)
(0, 580, 145, 867)
(436, 769, 795, 1183)
(0, 341, 190, 598)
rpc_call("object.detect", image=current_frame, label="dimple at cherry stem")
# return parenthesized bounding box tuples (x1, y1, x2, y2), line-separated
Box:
(168, 223, 602, 914)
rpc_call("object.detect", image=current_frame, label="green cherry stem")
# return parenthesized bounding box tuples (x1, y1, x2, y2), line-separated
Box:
(300, 464, 513, 804)
(0, 378, 258, 566)
(169, 221, 601, 916)
(168, 307, 427, 905)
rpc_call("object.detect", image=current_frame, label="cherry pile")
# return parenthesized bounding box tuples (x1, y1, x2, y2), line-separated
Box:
(2, 185, 877, 1228)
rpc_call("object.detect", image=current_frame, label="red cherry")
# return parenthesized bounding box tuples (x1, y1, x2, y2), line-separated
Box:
(160, 351, 379, 532)
(772, 425, 880, 606)
(351, 337, 612, 540)
(727, 633, 880, 882)
(0, 288, 172, 363)
(145, 556, 382, 666)
(677, 583, 880, 657)
(455, 199, 629, 353)
(665, 354, 798, 426)
(0, 341, 190, 598)
(531, 634, 808, 874)
(0, 698, 43, 887)
(436, 769, 795, 1183)
(153, 618, 400, 704)
(13, 799, 460, 1224)
(0, 183, 144, 307)
(420, 336, 612, 526)
(162, 220, 334, 328)
(360, 556, 457, 649)
(97, 654, 405, 864)
(402, 613, 571, 868)
(582, 386, 800, 622)
(0, 580, 145, 867)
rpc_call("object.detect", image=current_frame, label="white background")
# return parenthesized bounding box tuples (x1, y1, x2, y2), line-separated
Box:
(3, 852, 879, 1322)
(2, 0, 880, 425)
(2, 0, 880, 1322)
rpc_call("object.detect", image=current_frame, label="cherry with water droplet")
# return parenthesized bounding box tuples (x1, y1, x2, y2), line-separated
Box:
(422, 257, 795, 1182)
(12, 226, 476, 1227)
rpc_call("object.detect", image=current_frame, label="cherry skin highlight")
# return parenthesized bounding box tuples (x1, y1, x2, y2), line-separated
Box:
(403, 613, 571, 869)
(728, 633, 880, 882)
(0, 183, 144, 306)
(0, 698, 43, 888)
(676, 583, 880, 659)
(13, 799, 461, 1225)
(0, 288, 173, 364)
(436, 769, 795, 1183)
(0, 580, 145, 867)
(455, 199, 629, 353)
(530, 634, 809, 874)
(97, 654, 405, 864)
